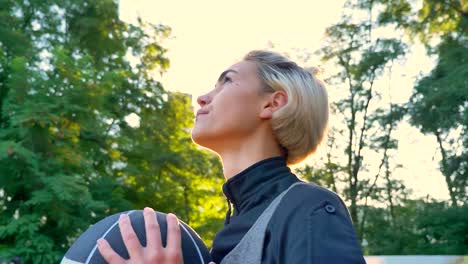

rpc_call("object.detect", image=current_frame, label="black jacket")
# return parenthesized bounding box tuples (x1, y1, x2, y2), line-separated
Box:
(210, 157, 366, 264)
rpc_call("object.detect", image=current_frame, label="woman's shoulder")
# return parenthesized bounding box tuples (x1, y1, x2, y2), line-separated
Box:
(268, 181, 353, 228)
(264, 181, 363, 263)
(282, 181, 347, 212)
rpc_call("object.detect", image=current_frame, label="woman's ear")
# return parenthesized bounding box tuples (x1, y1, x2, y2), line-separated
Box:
(259, 90, 288, 119)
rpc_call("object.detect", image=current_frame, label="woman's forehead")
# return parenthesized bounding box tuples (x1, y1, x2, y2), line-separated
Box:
(224, 61, 258, 78)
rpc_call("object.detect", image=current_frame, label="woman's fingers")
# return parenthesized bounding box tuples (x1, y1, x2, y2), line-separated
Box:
(144, 207, 162, 249)
(119, 213, 144, 262)
(97, 210, 183, 264)
(165, 213, 182, 260)
(97, 238, 126, 264)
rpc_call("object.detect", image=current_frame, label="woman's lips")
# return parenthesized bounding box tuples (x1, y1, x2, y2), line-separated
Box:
(196, 109, 209, 117)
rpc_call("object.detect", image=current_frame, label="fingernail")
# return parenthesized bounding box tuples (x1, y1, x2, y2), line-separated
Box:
(120, 214, 129, 222)
(97, 239, 103, 247)
(168, 213, 178, 222)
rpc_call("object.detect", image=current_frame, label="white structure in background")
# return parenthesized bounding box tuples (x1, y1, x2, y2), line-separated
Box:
(365, 256, 466, 264)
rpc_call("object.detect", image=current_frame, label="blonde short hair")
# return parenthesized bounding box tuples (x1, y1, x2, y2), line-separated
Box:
(244, 50, 329, 165)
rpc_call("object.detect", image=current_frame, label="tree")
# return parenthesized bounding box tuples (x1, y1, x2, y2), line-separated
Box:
(363, 198, 468, 254)
(316, 0, 407, 238)
(0, 1, 224, 262)
(295, 130, 341, 194)
(377, 0, 467, 206)
(299, 0, 466, 253)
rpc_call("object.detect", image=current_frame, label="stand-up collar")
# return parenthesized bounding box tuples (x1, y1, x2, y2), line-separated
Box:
(222, 156, 298, 216)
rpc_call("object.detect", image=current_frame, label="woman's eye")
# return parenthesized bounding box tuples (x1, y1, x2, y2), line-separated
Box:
(223, 76, 232, 83)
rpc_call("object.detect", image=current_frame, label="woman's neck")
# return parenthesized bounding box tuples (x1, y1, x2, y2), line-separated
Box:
(218, 132, 283, 180)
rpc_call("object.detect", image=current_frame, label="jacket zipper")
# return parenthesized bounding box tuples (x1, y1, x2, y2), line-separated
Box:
(224, 197, 233, 225)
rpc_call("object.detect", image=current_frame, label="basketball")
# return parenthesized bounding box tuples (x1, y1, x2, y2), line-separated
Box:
(61, 210, 212, 264)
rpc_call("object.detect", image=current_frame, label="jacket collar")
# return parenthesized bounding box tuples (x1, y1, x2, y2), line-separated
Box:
(222, 156, 296, 216)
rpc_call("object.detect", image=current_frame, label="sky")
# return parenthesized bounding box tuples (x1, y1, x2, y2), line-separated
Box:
(119, 0, 450, 200)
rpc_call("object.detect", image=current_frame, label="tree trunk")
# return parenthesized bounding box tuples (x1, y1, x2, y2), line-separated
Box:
(435, 131, 458, 207)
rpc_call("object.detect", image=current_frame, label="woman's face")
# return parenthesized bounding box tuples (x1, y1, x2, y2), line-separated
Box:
(191, 60, 267, 151)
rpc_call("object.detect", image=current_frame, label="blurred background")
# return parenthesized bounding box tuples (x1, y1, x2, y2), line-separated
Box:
(0, 0, 466, 263)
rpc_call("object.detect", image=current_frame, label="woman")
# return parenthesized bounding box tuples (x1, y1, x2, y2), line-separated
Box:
(97, 50, 365, 263)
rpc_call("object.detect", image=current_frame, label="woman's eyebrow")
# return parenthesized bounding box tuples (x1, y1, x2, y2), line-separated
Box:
(217, 69, 239, 82)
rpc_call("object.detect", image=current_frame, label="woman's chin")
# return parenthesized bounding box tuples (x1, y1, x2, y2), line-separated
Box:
(191, 129, 218, 152)
(191, 127, 208, 146)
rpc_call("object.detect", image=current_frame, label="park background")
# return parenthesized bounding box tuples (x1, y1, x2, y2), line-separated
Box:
(0, 0, 466, 263)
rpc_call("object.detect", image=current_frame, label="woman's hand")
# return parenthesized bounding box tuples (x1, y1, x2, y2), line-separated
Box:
(97, 207, 183, 264)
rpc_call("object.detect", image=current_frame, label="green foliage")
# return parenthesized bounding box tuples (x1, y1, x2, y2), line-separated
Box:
(377, 0, 466, 43)
(410, 38, 467, 133)
(376, 0, 467, 206)
(313, 0, 466, 251)
(410, 37, 467, 206)
(317, 0, 408, 239)
(363, 200, 468, 254)
(0, 0, 224, 263)
(416, 202, 468, 254)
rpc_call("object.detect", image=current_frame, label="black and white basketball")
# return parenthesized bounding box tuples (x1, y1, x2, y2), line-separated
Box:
(61, 210, 212, 264)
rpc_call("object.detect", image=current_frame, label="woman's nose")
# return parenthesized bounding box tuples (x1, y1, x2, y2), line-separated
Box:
(197, 93, 211, 107)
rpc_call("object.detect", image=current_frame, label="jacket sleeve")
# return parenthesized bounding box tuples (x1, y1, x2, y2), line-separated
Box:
(306, 198, 366, 263)
(276, 190, 366, 264)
